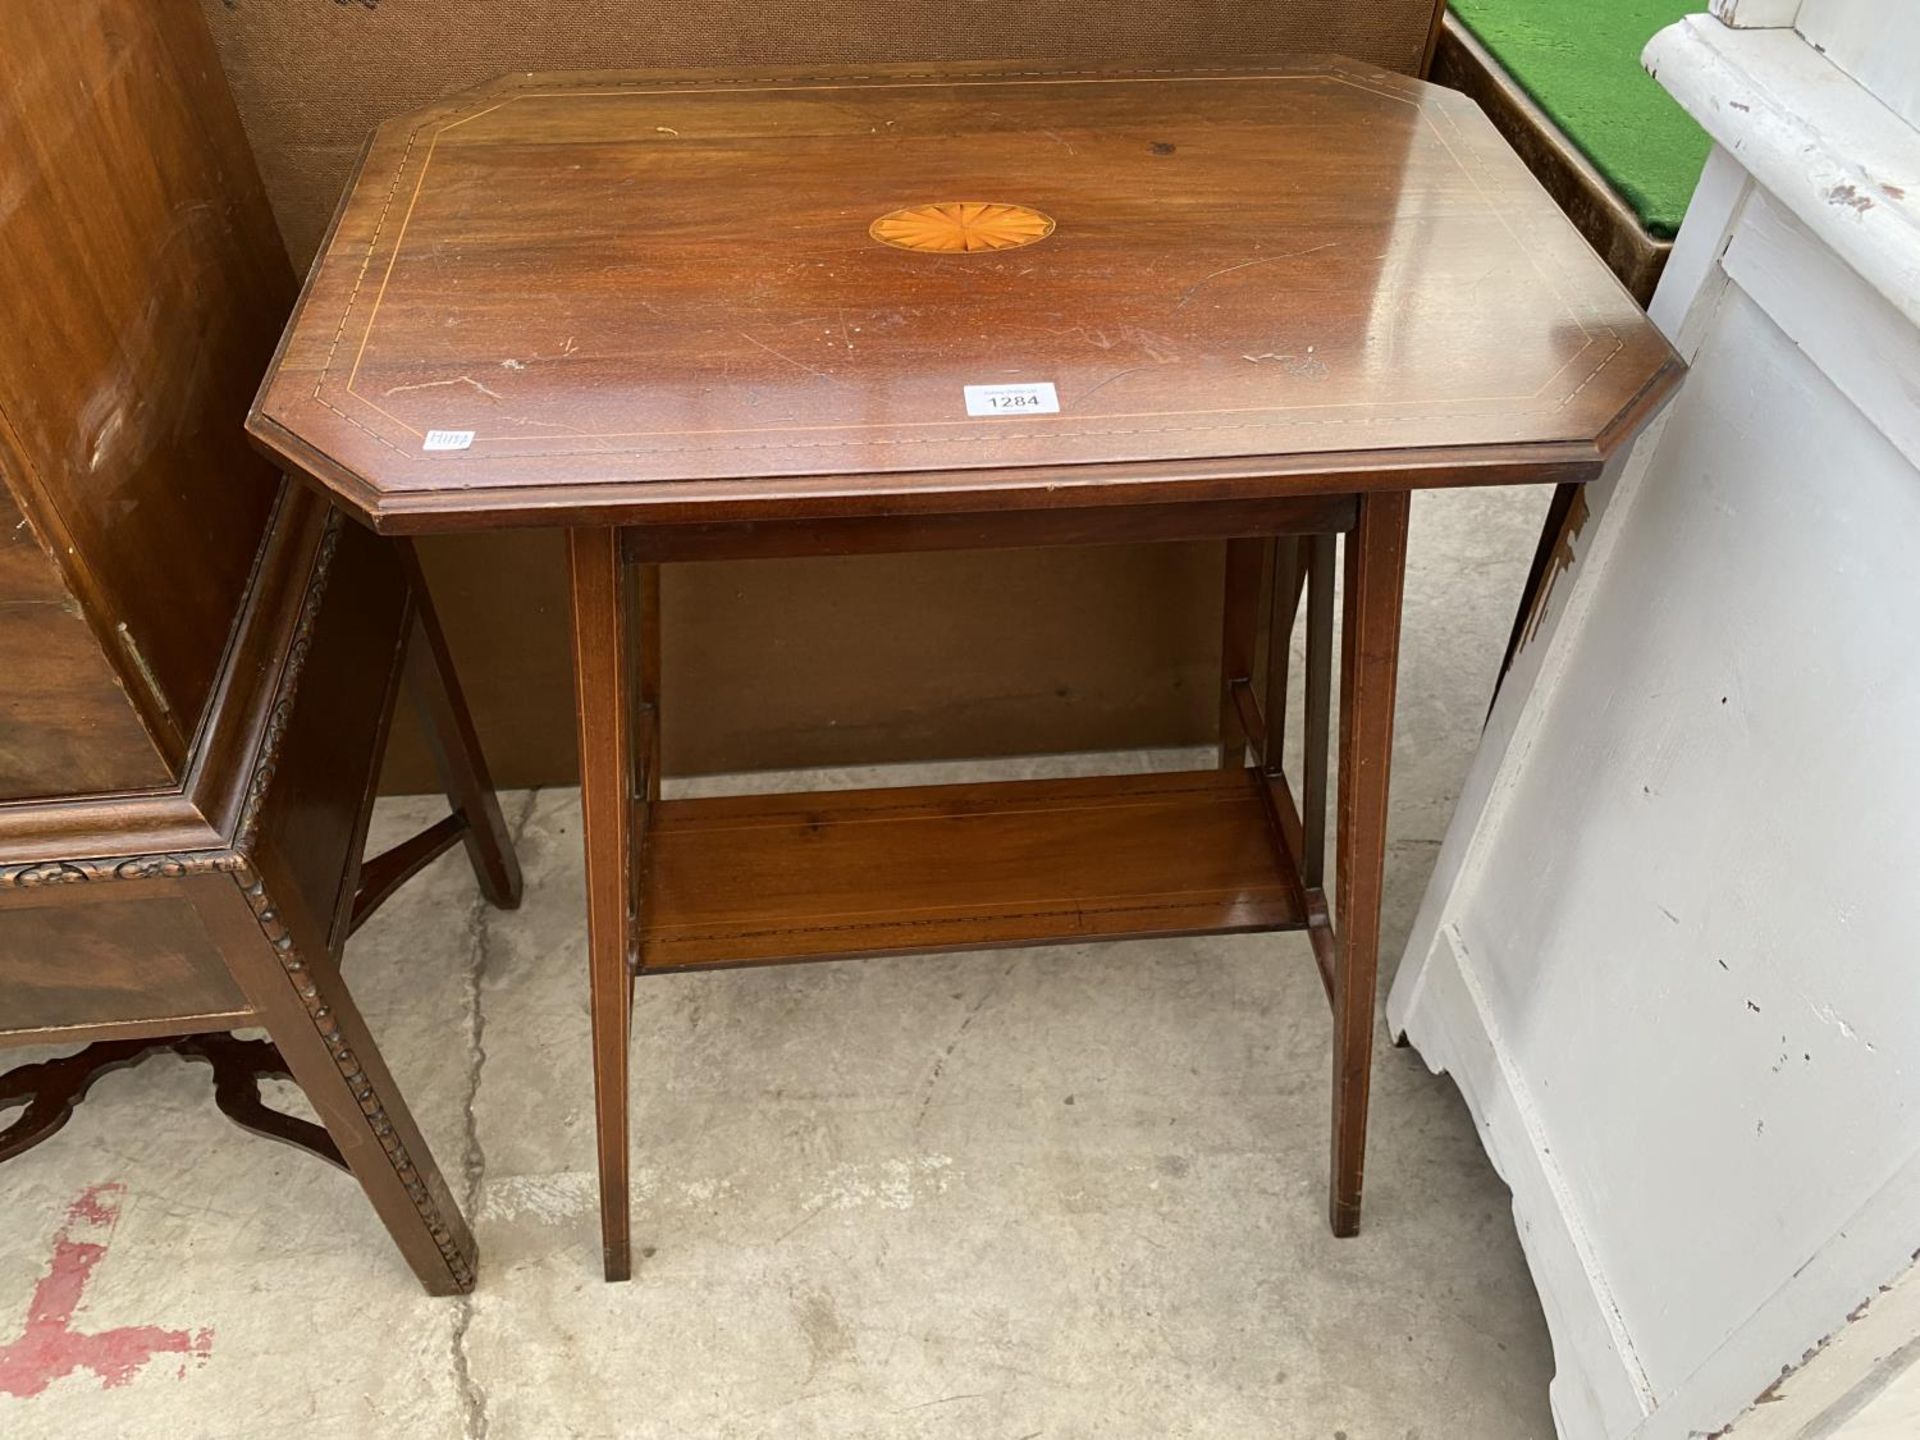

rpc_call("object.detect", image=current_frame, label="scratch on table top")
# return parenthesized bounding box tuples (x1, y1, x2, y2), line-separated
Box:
(739, 330, 832, 379)
(382, 374, 506, 400)
(1177, 242, 1337, 307)
(1070, 366, 1152, 407)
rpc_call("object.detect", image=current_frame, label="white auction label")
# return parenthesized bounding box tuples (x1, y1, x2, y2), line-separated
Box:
(963, 382, 1059, 417)
(422, 429, 475, 452)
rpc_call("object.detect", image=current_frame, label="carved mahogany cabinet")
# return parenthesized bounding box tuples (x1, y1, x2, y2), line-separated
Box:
(251, 59, 1683, 1282)
(0, 2, 519, 1293)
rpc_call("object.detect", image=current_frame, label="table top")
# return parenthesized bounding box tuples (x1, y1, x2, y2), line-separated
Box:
(249, 59, 1682, 534)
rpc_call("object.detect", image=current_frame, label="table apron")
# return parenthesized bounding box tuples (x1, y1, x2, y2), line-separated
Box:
(619, 492, 1359, 565)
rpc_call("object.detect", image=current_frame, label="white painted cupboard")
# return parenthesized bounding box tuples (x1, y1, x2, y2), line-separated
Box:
(1388, 7, 1920, 1438)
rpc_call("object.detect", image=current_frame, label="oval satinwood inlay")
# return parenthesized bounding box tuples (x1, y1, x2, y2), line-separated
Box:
(869, 202, 1055, 253)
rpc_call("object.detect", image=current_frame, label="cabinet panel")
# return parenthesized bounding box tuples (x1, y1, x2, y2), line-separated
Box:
(0, 485, 171, 799)
(0, 883, 250, 1039)
(0, 0, 292, 780)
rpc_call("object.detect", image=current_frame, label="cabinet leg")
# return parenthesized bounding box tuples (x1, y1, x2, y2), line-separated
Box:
(188, 866, 478, 1295)
(568, 528, 637, 1282)
(395, 540, 523, 910)
(1329, 491, 1409, 1237)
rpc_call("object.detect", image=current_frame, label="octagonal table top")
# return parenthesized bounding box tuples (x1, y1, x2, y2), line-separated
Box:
(249, 58, 1681, 533)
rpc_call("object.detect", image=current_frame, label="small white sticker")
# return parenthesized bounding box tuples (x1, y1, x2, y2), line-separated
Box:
(964, 382, 1059, 417)
(422, 429, 475, 452)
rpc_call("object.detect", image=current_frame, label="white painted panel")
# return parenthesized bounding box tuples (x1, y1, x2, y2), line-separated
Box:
(1722, 191, 1920, 472)
(1450, 284, 1920, 1400)
(1650, 148, 1754, 346)
(1797, 0, 1920, 126)
(1710, 0, 1803, 28)
(1410, 925, 1655, 1440)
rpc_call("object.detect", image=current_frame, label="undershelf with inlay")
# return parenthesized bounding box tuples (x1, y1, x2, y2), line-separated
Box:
(638, 769, 1306, 973)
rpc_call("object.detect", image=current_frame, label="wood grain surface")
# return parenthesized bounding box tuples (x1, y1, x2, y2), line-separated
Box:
(211, 6, 1450, 791)
(0, 886, 249, 1041)
(0, 487, 172, 800)
(639, 769, 1302, 971)
(252, 58, 1680, 533)
(0, 0, 291, 776)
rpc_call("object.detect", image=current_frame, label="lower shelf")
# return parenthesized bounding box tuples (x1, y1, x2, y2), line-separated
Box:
(638, 768, 1303, 972)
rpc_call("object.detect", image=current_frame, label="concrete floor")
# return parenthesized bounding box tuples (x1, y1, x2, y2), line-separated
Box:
(0, 486, 1555, 1439)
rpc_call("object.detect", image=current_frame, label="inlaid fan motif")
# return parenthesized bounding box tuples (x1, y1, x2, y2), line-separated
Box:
(870, 202, 1055, 253)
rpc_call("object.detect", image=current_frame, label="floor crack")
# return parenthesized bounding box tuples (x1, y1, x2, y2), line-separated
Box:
(451, 788, 541, 1440)
(913, 957, 1017, 1133)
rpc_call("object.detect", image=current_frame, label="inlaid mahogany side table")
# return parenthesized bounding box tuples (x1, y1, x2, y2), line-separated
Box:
(249, 59, 1681, 1281)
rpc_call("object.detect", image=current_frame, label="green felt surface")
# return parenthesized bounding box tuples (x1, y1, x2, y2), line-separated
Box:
(1450, 0, 1710, 238)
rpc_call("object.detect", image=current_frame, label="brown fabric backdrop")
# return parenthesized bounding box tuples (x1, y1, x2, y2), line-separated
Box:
(199, 0, 1442, 789)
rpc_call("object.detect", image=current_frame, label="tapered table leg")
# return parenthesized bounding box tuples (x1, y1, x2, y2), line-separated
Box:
(568, 527, 637, 1282)
(1329, 490, 1411, 1237)
(1301, 534, 1337, 889)
(1262, 537, 1306, 774)
(1218, 537, 1268, 768)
